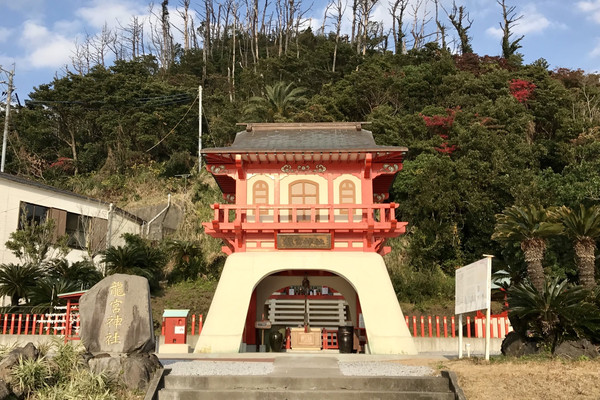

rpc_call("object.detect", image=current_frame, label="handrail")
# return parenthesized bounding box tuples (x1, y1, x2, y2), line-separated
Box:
(211, 203, 398, 225)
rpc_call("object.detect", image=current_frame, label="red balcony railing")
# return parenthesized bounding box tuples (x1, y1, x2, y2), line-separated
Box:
(207, 203, 403, 233)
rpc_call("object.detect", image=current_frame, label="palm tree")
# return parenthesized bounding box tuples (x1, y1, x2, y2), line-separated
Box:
(554, 205, 600, 289)
(28, 278, 81, 313)
(0, 263, 42, 306)
(492, 205, 563, 293)
(245, 82, 307, 121)
(508, 278, 600, 352)
(102, 236, 165, 291)
(102, 245, 146, 276)
(46, 258, 103, 289)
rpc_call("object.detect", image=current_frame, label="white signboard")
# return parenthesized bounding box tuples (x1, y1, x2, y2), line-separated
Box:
(455, 258, 491, 314)
(174, 326, 185, 335)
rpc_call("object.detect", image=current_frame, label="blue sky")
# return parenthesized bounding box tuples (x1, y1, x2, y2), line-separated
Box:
(1, 0, 600, 101)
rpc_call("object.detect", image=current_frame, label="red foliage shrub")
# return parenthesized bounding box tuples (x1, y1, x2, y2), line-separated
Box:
(509, 79, 536, 103)
(421, 107, 460, 155)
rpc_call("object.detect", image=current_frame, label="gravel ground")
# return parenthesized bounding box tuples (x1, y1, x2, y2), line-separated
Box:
(338, 361, 434, 376)
(163, 360, 275, 376)
(162, 359, 433, 377)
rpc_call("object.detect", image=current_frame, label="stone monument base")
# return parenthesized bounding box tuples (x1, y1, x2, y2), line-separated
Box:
(87, 353, 162, 391)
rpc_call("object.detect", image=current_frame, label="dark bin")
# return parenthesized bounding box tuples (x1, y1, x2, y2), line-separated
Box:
(338, 326, 354, 353)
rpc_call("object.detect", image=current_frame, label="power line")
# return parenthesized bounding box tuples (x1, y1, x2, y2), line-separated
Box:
(25, 92, 195, 109)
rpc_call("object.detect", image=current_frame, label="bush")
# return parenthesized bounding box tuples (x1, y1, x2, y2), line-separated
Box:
(389, 264, 454, 304)
(10, 340, 131, 400)
(508, 278, 600, 352)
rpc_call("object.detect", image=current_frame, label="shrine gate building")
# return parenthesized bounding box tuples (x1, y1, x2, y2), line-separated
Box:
(195, 122, 417, 354)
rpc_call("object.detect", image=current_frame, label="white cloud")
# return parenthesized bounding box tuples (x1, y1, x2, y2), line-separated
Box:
(577, 1, 600, 12)
(485, 4, 551, 38)
(0, 0, 43, 14)
(577, 1, 600, 23)
(0, 27, 13, 43)
(19, 20, 76, 69)
(75, 0, 146, 29)
(589, 38, 600, 57)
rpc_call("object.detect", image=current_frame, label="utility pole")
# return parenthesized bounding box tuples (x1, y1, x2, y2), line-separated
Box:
(1, 65, 14, 173)
(198, 85, 203, 172)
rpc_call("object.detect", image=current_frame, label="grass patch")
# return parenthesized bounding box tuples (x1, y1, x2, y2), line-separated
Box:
(151, 278, 218, 334)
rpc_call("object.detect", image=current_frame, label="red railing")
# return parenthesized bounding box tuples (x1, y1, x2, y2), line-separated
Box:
(405, 314, 512, 339)
(209, 203, 402, 231)
(0, 311, 79, 336)
(322, 328, 339, 349)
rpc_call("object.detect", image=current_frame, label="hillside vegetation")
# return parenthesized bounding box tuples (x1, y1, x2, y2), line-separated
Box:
(2, 8, 600, 304)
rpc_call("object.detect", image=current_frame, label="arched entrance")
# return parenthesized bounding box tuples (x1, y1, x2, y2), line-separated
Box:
(194, 251, 417, 354)
(242, 271, 361, 352)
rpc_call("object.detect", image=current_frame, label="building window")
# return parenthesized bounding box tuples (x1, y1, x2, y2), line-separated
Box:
(18, 202, 48, 229)
(339, 180, 356, 215)
(66, 213, 90, 249)
(253, 181, 269, 208)
(290, 181, 319, 222)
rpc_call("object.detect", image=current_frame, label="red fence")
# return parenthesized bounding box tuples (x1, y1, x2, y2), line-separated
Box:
(1, 311, 511, 340)
(405, 314, 512, 339)
(0, 310, 79, 336)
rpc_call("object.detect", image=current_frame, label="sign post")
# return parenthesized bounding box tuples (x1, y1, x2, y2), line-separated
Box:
(455, 256, 493, 360)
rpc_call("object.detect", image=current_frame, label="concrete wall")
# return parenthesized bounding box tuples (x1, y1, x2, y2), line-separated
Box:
(413, 337, 503, 355)
(126, 200, 184, 240)
(156, 335, 502, 355)
(0, 334, 502, 356)
(194, 252, 417, 355)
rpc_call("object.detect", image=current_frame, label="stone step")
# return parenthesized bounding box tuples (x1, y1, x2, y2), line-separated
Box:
(158, 388, 456, 400)
(162, 375, 452, 392)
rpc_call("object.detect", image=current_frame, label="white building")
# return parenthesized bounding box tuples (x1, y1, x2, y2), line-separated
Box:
(0, 172, 145, 266)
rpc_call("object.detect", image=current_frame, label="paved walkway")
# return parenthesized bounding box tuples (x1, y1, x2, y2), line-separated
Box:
(158, 352, 452, 377)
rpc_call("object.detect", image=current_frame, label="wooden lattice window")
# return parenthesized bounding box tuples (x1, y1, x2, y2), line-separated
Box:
(289, 181, 319, 221)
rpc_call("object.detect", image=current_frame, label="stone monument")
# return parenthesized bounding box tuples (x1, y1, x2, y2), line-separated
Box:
(80, 274, 161, 390)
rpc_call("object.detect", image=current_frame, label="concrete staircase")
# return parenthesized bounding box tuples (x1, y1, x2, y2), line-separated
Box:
(157, 374, 456, 399)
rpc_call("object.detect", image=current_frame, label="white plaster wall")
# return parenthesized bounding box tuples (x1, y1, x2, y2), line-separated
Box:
(0, 179, 142, 266)
(194, 252, 417, 354)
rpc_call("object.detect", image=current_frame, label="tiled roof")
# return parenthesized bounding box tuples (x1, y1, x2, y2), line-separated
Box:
(202, 123, 407, 153)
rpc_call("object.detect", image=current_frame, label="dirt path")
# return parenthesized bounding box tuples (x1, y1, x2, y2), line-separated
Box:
(433, 358, 600, 400)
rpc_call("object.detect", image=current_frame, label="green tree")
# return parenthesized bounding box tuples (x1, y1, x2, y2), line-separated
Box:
(46, 259, 103, 288)
(554, 205, 600, 288)
(0, 263, 42, 306)
(245, 82, 307, 121)
(5, 216, 69, 266)
(508, 278, 600, 352)
(493, 205, 563, 292)
(102, 234, 165, 291)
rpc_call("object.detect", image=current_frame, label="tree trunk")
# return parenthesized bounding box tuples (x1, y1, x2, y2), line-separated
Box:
(574, 239, 597, 289)
(522, 238, 546, 293)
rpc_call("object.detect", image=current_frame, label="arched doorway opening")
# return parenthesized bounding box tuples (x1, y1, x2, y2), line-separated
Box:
(241, 270, 366, 352)
(194, 251, 416, 355)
